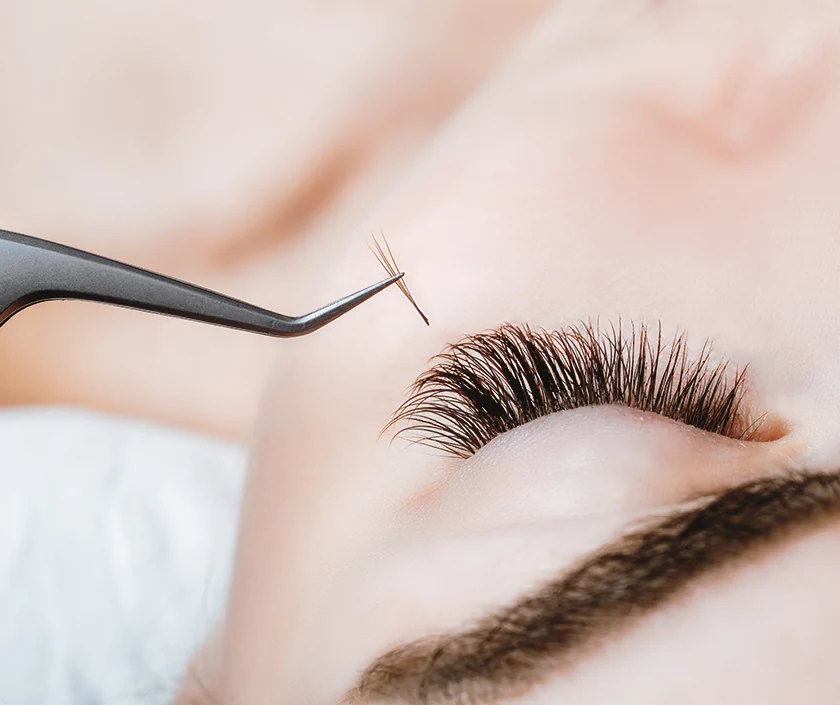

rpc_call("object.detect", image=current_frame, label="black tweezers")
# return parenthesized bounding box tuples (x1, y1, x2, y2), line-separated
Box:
(0, 229, 402, 336)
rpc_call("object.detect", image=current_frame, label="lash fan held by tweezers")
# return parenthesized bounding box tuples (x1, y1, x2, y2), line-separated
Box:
(0, 228, 403, 336)
(369, 233, 429, 326)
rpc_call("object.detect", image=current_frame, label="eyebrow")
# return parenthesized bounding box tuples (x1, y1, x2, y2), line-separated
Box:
(345, 471, 840, 704)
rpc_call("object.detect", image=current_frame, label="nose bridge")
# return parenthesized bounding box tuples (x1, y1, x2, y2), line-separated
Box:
(759, 346, 840, 472)
(789, 396, 840, 473)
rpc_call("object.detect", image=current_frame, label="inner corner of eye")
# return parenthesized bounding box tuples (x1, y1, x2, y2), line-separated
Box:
(736, 406, 788, 444)
(386, 322, 783, 458)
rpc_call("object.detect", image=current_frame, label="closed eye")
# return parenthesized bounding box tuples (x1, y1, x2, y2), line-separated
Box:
(385, 320, 762, 458)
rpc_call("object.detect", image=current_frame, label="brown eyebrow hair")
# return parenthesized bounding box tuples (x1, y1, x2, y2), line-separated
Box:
(344, 471, 840, 705)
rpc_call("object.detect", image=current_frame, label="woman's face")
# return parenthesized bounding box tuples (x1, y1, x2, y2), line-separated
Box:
(213, 3, 840, 703)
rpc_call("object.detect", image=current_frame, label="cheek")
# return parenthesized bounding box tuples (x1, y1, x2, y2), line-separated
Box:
(347, 8, 840, 366)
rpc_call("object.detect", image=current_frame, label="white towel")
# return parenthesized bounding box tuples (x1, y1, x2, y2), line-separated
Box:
(0, 407, 245, 705)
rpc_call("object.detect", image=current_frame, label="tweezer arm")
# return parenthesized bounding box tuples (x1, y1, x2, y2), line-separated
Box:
(0, 229, 401, 337)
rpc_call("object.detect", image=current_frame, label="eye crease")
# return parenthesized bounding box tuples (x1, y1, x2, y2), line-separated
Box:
(385, 321, 762, 458)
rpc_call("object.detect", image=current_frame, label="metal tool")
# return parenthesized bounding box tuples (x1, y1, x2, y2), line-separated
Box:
(0, 228, 402, 336)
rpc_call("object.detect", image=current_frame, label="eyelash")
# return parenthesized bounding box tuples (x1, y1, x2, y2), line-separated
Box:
(385, 321, 755, 458)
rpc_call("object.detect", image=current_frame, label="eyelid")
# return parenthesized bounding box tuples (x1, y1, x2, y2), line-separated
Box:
(384, 320, 759, 458)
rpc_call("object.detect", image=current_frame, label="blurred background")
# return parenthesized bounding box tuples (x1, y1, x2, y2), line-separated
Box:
(0, 0, 550, 440)
(0, 2, 551, 703)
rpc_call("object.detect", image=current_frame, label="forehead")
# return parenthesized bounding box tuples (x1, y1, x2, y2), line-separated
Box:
(308, 492, 840, 704)
(523, 521, 840, 704)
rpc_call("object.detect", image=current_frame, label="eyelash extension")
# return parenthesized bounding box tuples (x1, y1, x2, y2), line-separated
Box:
(370, 232, 430, 326)
(385, 321, 755, 458)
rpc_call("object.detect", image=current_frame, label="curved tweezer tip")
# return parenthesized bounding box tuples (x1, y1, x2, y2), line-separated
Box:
(287, 272, 404, 336)
(0, 228, 404, 337)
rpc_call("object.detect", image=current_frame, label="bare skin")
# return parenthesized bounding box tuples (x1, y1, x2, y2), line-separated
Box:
(0, 0, 548, 439)
(3, 0, 839, 702)
(180, 2, 840, 704)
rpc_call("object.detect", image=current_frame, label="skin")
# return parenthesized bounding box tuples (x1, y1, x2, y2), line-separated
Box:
(0, 0, 547, 438)
(4, 0, 837, 702)
(176, 2, 840, 704)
